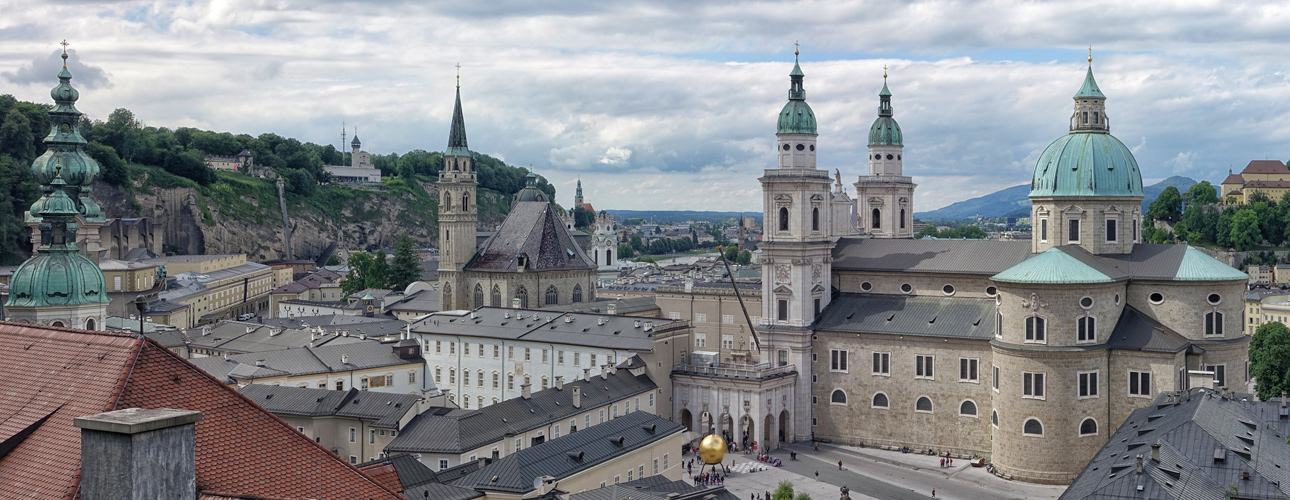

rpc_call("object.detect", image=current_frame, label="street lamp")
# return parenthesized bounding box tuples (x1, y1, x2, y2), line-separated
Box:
(133, 295, 147, 338)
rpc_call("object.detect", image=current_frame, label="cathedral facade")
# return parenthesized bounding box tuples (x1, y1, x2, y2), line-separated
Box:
(760, 54, 1249, 484)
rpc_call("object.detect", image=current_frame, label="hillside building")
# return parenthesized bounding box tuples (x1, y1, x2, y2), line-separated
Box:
(1221, 160, 1290, 204)
(324, 129, 383, 184)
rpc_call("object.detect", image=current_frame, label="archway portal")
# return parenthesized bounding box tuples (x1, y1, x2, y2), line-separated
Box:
(740, 415, 755, 449)
(779, 410, 790, 444)
(680, 409, 693, 432)
(763, 414, 775, 450)
(721, 414, 733, 441)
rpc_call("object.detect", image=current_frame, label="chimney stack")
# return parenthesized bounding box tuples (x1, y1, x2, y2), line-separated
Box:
(521, 383, 531, 400)
(607, 303, 617, 315)
(573, 386, 582, 408)
(1135, 454, 1144, 475)
(583, 368, 591, 381)
(74, 408, 202, 500)
(601, 365, 609, 380)
(1151, 443, 1161, 462)
(555, 376, 564, 390)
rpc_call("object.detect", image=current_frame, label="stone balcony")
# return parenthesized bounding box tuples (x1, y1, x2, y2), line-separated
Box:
(673, 361, 797, 381)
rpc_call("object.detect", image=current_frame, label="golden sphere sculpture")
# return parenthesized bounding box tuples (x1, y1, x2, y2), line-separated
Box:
(698, 434, 727, 465)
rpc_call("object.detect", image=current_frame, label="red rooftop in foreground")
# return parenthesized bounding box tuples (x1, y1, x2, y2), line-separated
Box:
(0, 322, 403, 500)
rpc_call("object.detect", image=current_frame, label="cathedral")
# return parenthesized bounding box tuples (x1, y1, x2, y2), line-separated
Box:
(755, 50, 1250, 484)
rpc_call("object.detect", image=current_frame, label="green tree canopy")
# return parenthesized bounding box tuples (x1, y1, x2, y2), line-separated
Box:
(339, 251, 391, 296)
(572, 206, 595, 229)
(1251, 321, 1290, 401)
(1230, 208, 1262, 251)
(85, 142, 128, 186)
(387, 233, 421, 291)
(736, 249, 752, 265)
(1147, 186, 1184, 222)
(0, 109, 35, 163)
(617, 243, 634, 259)
(1184, 181, 1219, 205)
(0, 155, 38, 264)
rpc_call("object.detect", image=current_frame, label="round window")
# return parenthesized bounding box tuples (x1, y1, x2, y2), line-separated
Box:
(809, 144, 815, 151)
(1207, 293, 1221, 305)
(1080, 297, 1094, 309)
(1149, 292, 1164, 304)
(897, 155, 902, 160)
(796, 144, 805, 151)
(1114, 293, 1121, 305)
(886, 154, 894, 160)
(986, 286, 997, 296)
(943, 285, 955, 295)
(860, 282, 873, 292)
(874, 154, 881, 160)
(782, 144, 790, 151)
(900, 283, 913, 293)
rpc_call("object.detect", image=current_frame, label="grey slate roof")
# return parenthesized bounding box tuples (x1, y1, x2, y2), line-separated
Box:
(357, 454, 484, 500)
(536, 296, 660, 316)
(184, 321, 373, 354)
(1103, 306, 1193, 354)
(466, 201, 597, 272)
(411, 307, 677, 351)
(386, 368, 657, 454)
(1097, 243, 1246, 281)
(570, 477, 740, 500)
(452, 411, 683, 494)
(831, 238, 1032, 275)
(815, 293, 997, 340)
(1061, 388, 1290, 500)
(190, 340, 422, 382)
(384, 288, 438, 315)
(238, 385, 420, 428)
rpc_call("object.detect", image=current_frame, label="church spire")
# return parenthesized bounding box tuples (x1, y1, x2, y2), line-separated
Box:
(788, 41, 805, 101)
(776, 42, 817, 136)
(446, 64, 469, 157)
(31, 39, 103, 225)
(1070, 49, 1109, 133)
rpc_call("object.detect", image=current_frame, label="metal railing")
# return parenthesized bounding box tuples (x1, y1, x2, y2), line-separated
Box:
(674, 362, 797, 380)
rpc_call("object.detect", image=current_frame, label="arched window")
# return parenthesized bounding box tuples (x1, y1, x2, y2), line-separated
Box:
(811, 207, 820, 232)
(516, 287, 529, 309)
(545, 286, 559, 306)
(462, 192, 469, 211)
(1025, 316, 1046, 342)
(573, 284, 583, 303)
(1079, 418, 1098, 436)
(872, 392, 888, 408)
(915, 396, 932, 413)
(606, 249, 613, 265)
(1023, 418, 1044, 436)
(51, 321, 64, 328)
(474, 284, 484, 308)
(443, 283, 452, 309)
(991, 410, 999, 427)
(524, 375, 531, 387)
(871, 208, 881, 229)
(541, 376, 549, 390)
(85, 318, 96, 330)
(830, 389, 847, 404)
(959, 400, 977, 416)
(778, 207, 789, 231)
(1205, 311, 1224, 336)
(900, 209, 906, 229)
(491, 286, 501, 307)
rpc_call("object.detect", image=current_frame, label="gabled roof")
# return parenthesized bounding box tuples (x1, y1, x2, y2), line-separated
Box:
(1104, 306, 1194, 353)
(832, 238, 1031, 276)
(191, 340, 421, 382)
(411, 307, 672, 351)
(815, 293, 996, 340)
(387, 367, 657, 454)
(1222, 173, 1245, 185)
(466, 201, 596, 272)
(1097, 244, 1248, 282)
(452, 411, 683, 494)
(0, 321, 402, 500)
(1240, 160, 1288, 175)
(359, 454, 485, 500)
(239, 385, 420, 428)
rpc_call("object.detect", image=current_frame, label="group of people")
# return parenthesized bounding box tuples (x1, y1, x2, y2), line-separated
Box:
(754, 453, 781, 467)
(693, 471, 724, 486)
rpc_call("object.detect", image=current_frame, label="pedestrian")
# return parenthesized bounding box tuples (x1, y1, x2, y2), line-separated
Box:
(940, 458, 944, 468)
(838, 460, 843, 470)
(932, 488, 936, 498)
(815, 470, 819, 480)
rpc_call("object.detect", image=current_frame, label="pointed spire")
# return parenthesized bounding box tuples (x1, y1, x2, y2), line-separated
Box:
(787, 41, 805, 100)
(1074, 48, 1105, 99)
(878, 67, 893, 117)
(446, 65, 469, 156)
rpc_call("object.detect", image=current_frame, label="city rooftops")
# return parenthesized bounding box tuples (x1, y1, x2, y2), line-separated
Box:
(410, 307, 681, 351)
(239, 385, 420, 429)
(189, 339, 423, 382)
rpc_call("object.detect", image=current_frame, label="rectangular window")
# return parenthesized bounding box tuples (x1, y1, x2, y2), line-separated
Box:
(350, 456, 357, 464)
(721, 335, 734, 349)
(409, 372, 416, 384)
(479, 343, 485, 357)
(1106, 218, 1118, 242)
(1068, 219, 1080, 243)
(1023, 372, 1045, 399)
(915, 355, 934, 380)
(494, 345, 500, 359)
(992, 365, 1000, 392)
(959, 358, 979, 382)
(1078, 371, 1099, 398)
(435, 367, 442, 383)
(463, 343, 470, 356)
(438, 459, 449, 471)
(524, 348, 531, 361)
(663, 453, 669, 470)
(1129, 370, 1152, 397)
(694, 313, 707, 323)
(695, 334, 706, 348)
(871, 352, 890, 375)
(435, 340, 442, 354)
(777, 300, 788, 321)
(1025, 316, 1046, 343)
(591, 353, 597, 367)
(639, 465, 645, 479)
(349, 427, 356, 443)
(830, 350, 848, 372)
(558, 350, 565, 364)
(1040, 218, 1048, 242)
(542, 349, 549, 363)
(654, 458, 659, 475)
(369, 429, 376, 444)
(599, 409, 605, 423)
(508, 346, 514, 359)
(649, 393, 654, 407)
(1077, 316, 1096, 343)
(492, 372, 499, 389)
(507, 374, 514, 390)
(778, 350, 789, 366)
(574, 352, 581, 366)
(722, 314, 734, 324)
(449, 342, 455, 355)
(1205, 364, 1227, 387)
(669, 312, 681, 320)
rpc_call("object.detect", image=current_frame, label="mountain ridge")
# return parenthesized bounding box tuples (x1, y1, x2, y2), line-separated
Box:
(915, 176, 1198, 220)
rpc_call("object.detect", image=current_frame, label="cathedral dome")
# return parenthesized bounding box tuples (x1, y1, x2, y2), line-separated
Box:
(514, 172, 548, 202)
(5, 251, 108, 309)
(777, 60, 817, 135)
(1029, 128, 1142, 198)
(867, 80, 902, 147)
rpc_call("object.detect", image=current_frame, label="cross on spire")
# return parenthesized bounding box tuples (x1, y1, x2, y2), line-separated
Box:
(1088, 45, 1093, 66)
(794, 40, 799, 57)
(456, 63, 461, 88)
(883, 65, 888, 79)
(59, 39, 69, 66)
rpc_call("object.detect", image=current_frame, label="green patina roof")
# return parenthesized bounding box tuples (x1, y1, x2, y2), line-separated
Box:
(991, 248, 1116, 284)
(1074, 66, 1105, 99)
(1173, 246, 1249, 282)
(1029, 132, 1143, 198)
(361, 293, 375, 300)
(446, 85, 470, 157)
(28, 57, 103, 224)
(879, 80, 891, 97)
(790, 60, 803, 77)
(868, 78, 901, 147)
(777, 57, 817, 135)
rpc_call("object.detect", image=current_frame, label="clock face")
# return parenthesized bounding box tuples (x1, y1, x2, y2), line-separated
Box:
(776, 265, 790, 284)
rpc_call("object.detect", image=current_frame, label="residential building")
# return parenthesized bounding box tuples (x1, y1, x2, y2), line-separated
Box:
(1220, 160, 1290, 204)
(385, 363, 658, 469)
(1246, 264, 1272, 284)
(239, 384, 423, 464)
(157, 261, 276, 327)
(269, 267, 345, 315)
(189, 337, 433, 396)
(656, 280, 763, 365)
(1245, 289, 1290, 335)
(384, 288, 439, 321)
(203, 149, 254, 171)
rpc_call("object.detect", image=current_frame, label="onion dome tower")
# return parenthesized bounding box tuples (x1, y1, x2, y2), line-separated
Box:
(27, 42, 105, 258)
(855, 67, 916, 238)
(1029, 50, 1142, 255)
(4, 168, 109, 329)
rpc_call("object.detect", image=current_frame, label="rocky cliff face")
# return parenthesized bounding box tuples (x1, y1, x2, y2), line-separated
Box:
(93, 177, 511, 261)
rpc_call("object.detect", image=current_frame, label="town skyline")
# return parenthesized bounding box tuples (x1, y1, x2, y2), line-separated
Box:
(3, 1, 1290, 211)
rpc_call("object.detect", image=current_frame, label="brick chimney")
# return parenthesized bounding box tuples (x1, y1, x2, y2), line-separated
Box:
(74, 408, 202, 500)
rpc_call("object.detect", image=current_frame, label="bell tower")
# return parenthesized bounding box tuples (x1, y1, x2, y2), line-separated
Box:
(438, 66, 478, 310)
(855, 68, 916, 238)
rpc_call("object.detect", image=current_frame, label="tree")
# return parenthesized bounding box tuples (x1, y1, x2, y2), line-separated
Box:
(572, 206, 595, 229)
(85, 142, 128, 186)
(1185, 181, 1219, 206)
(281, 168, 316, 196)
(723, 245, 739, 262)
(736, 249, 752, 265)
(339, 251, 390, 296)
(370, 250, 389, 289)
(915, 225, 939, 238)
(325, 254, 341, 266)
(0, 154, 39, 264)
(1230, 209, 1261, 251)
(1250, 322, 1290, 401)
(1249, 190, 1274, 206)
(1147, 186, 1184, 222)
(0, 109, 36, 163)
(772, 481, 795, 500)
(617, 243, 634, 259)
(387, 233, 421, 291)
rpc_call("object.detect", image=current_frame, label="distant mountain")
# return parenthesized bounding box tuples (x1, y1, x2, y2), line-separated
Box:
(915, 176, 1198, 221)
(603, 210, 762, 224)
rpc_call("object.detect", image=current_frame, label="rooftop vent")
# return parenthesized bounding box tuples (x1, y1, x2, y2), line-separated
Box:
(504, 312, 510, 319)
(565, 315, 573, 323)
(597, 318, 606, 326)
(634, 320, 641, 328)
(341, 353, 350, 364)
(255, 360, 265, 367)
(609, 436, 626, 447)
(567, 451, 585, 462)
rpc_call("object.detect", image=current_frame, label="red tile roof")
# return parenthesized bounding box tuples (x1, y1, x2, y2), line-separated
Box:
(1222, 174, 1245, 185)
(361, 463, 405, 494)
(1240, 160, 1289, 175)
(0, 322, 403, 500)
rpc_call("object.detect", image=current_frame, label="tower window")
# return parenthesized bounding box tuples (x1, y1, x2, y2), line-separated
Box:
(474, 284, 484, 308)
(782, 144, 790, 151)
(777, 300, 788, 321)
(1068, 219, 1080, 243)
(796, 144, 805, 151)
(872, 208, 881, 229)
(778, 207, 789, 231)
(1039, 218, 1048, 242)
(811, 208, 820, 231)
(491, 286, 501, 307)
(1106, 219, 1117, 242)
(462, 193, 469, 211)
(1093, 112, 1099, 124)
(809, 145, 815, 151)
(900, 209, 906, 229)
(886, 154, 894, 160)
(1082, 112, 1088, 124)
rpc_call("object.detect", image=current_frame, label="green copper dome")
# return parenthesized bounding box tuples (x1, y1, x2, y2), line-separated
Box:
(1074, 67, 1105, 99)
(777, 59, 817, 135)
(514, 172, 548, 202)
(5, 180, 108, 310)
(29, 51, 103, 224)
(868, 78, 902, 147)
(991, 248, 1117, 284)
(1030, 65, 1142, 198)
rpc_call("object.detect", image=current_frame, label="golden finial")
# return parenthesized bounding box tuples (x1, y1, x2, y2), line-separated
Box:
(455, 62, 461, 88)
(1088, 46, 1092, 66)
(59, 39, 69, 67)
(794, 40, 799, 57)
(883, 64, 888, 79)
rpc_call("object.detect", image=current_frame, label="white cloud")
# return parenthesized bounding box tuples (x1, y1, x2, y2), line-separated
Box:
(2, 0, 1290, 211)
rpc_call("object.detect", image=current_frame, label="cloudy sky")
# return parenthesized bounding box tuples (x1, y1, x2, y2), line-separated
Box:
(3, 1, 1290, 212)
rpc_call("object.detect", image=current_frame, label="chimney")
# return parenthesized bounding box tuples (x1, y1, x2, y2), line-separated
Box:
(1151, 443, 1161, 462)
(269, 328, 282, 337)
(601, 365, 609, 380)
(341, 353, 350, 365)
(201, 326, 210, 336)
(634, 320, 641, 329)
(573, 386, 582, 408)
(555, 376, 564, 390)
(597, 318, 606, 326)
(583, 368, 591, 381)
(255, 360, 265, 367)
(607, 303, 617, 315)
(1135, 454, 1144, 475)
(521, 383, 531, 400)
(512, 297, 522, 309)
(74, 408, 202, 500)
